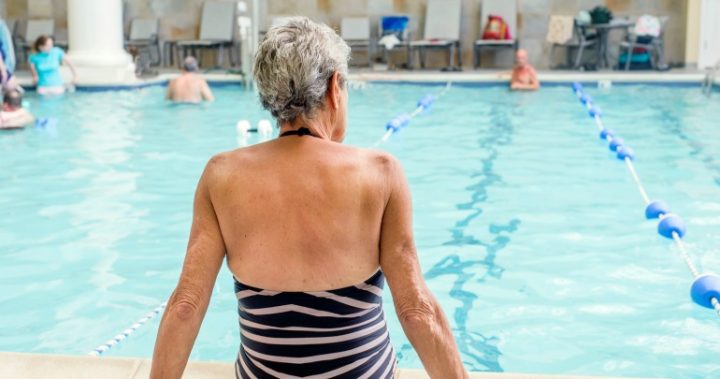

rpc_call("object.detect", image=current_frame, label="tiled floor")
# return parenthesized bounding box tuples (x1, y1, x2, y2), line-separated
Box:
(0, 352, 663, 379)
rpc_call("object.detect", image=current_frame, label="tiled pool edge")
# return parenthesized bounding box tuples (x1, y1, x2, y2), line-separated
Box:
(11, 70, 717, 92)
(0, 352, 663, 379)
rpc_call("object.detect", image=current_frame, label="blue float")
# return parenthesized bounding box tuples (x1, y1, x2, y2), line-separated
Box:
(580, 94, 592, 105)
(572, 82, 583, 94)
(588, 106, 602, 118)
(385, 114, 410, 132)
(608, 137, 624, 152)
(417, 94, 436, 110)
(645, 200, 670, 219)
(691, 274, 720, 309)
(616, 146, 635, 161)
(658, 214, 687, 239)
(599, 128, 614, 140)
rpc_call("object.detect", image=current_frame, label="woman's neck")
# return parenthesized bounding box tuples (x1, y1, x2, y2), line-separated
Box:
(279, 117, 334, 141)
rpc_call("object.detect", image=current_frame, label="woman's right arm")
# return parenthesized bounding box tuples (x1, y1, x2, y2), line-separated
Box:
(378, 154, 468, 379)
(28, 62, 38, 84)
(150, 157, 228, 378)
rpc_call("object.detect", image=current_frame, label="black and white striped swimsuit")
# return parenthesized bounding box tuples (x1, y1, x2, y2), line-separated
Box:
(234, 269, 397, 378)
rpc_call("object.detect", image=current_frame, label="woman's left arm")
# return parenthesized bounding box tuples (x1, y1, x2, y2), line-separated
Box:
(62, 56, 77, 83)
(150, 157, 227, 379)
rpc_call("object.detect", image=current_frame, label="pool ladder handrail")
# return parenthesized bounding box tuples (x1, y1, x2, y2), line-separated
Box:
(702, 60, 720, 96)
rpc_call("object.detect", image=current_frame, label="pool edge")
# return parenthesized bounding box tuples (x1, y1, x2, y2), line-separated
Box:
(0, 351, 665, 379)
(13, 70, 717, 92)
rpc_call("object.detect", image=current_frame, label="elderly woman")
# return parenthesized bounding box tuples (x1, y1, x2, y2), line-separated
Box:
(150, 17, 466, 378)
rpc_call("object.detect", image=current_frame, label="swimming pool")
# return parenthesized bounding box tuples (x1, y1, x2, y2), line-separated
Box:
(1, 83, 719, 378)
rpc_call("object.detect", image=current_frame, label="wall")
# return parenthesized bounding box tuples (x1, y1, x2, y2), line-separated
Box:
(3, 0, 689, 69)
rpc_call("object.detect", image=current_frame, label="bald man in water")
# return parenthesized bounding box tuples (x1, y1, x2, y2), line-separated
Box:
(166, 56, 214, 103)
(0, 89, 34, 129)
(510, 49, 539, 91)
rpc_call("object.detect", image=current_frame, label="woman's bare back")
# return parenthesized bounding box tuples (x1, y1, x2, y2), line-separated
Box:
(207, 136, 392, 291)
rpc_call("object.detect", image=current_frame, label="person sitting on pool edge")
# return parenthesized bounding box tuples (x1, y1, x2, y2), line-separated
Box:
(150, 17, 467, 378)
(28, 35, 77, 95)
(0, 89, 34, 129)
(166, 56, 214, 103)
(510, 49, 540, 91)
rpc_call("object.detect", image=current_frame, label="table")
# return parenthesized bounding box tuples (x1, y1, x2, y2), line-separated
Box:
(163, 40, 178, 67)
(584, 20, 635, 69)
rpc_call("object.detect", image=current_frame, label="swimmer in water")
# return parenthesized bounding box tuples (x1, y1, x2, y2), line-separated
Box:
(510, 49, 539, 91)
(0, 89, 34, 129)
(166, 56, 214, 103)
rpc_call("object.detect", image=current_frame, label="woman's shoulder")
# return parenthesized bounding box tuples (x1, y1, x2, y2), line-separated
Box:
(346, 146, 402, 177)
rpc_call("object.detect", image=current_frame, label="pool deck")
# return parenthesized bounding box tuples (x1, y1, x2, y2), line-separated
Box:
(0, 352, 662, 379)
(10, 68, 718, 90)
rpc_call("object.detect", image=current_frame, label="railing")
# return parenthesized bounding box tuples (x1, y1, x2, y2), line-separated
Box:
(702, 60, 720, 96)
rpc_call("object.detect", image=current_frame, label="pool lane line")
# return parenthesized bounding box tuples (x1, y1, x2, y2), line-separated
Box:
(88, 302, 167, 356)
(572, 83, 720, 318)
(374, 81, 452, 146)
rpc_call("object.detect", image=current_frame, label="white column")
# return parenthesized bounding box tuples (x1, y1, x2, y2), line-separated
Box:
(698, 0, 720, 69)
(66, 0, 136, 85)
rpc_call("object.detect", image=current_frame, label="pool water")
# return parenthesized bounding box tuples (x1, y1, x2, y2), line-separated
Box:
(1, 83, 720, 378)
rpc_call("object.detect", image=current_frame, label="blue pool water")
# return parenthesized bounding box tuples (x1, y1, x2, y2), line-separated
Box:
(1, 83, 720, 378)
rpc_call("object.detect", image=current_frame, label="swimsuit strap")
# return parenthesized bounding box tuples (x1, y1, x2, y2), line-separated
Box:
(279, 127, 315, 138)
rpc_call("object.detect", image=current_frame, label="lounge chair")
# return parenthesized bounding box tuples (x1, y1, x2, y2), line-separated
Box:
(176, 1, 237, 69)
(13, 19, 55, 64)
(474, 0, 518, 68)
(548, 16, 597, 69)
(270, 17, 294, 29)
(125, 18, 161, 66)
(618, 15, 669, 71)
(377, 15, 412, 69)
(409, 0, 462, 71)
(341, 17, 372, 67)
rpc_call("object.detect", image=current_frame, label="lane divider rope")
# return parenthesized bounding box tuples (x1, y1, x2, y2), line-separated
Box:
(572, 82, 720, 317)
(375, 82, 452, 146)
(88, 302, 167, 356)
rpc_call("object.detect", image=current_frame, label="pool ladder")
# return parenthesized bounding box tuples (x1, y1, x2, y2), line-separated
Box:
(702, 60, 719, 97)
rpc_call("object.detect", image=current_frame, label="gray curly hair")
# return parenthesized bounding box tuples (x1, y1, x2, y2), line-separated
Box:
(253, 17, 350, 124)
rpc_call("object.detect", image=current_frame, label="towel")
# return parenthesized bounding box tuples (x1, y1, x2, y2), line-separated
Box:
(546, 15, 574, 44)
(634, 14, 661, 37)
(379, 34, 401, 50)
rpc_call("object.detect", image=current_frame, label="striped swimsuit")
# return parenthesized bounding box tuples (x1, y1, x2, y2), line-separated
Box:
(234, 269, 397, 378)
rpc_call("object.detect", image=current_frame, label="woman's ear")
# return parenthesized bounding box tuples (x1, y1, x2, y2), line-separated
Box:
(327, 72, 342, 110)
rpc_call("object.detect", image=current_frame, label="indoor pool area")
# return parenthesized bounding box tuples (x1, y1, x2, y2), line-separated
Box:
(2, 81, 719, 378)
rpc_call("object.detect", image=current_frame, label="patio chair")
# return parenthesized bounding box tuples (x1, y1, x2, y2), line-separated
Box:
(270, 16, 294, 29)
(13, 19, 60, 64)
(409, 0, 462, 71)
(125, 18, 161, 66)
(341, 17, 372, 67)
(377, 15, 412, 69)
(548, 16, 597, 69)
(176, 1, 237, 69)
(474, 0, 518, 68)
(618, 15, 669, 71)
